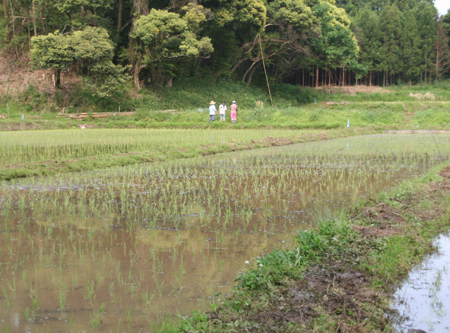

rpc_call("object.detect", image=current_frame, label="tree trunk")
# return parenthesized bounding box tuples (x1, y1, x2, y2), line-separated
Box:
(117, 0, 123, 33)
(425, 42, 428, 84)
(55, 69, 61, 88)
(246, 64, 259, 86)
(8, 0, 17, 55)
(242, 60, 258, 83)
(436, 49, 439, 81)
(315, 66, 319, 88)
(302, 70, 304, 87)
(369, 71, 372, 87)
(133, 56, 143, 88)
(2, 0, 7, 32)
(39, 5, 46, 33)
(342, 67, 345, 86)
(32, 0, 37, 36)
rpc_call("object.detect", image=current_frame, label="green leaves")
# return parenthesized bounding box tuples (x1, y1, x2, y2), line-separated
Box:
(30, 33, 74, 72)
(268, 0, 318, 32)
(132, 7, 214, 60)
(214, 0, 267, 37)
(71, 27, 114, 61)
(133, 10, 188, 47)
(311, 2, 361, 68)
(31, 27, 129, 96)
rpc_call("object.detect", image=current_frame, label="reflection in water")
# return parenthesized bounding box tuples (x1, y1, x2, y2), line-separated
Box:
(393, 234, 450, 332)
(0, 134, 450, 332)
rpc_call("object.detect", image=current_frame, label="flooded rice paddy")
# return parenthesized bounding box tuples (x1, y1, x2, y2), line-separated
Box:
(393, 233, 450, 332)
(1, 134, 450, 332)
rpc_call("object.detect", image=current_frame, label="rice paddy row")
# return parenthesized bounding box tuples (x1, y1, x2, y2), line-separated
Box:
(0, 134, 449, 332)
(0, 128, 377, 180)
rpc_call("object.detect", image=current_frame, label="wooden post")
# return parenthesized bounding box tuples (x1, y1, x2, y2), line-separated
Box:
(258, 34, 274, 106)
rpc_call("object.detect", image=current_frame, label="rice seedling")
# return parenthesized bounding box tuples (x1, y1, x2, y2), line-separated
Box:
(86, 280, 95, 300)
(90, 313, 101, 328)
(58, 288, 68, 311)
(24, 307, 31, 323)
(30, 288, 38, 309)
(142, 288, 156, 305)
(68, 313, 74, 327)
(126, 306, 133, 330)
(99, 301, 108, 314)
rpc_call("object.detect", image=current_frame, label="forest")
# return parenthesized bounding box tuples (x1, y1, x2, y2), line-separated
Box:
(1, 0, 450, 96)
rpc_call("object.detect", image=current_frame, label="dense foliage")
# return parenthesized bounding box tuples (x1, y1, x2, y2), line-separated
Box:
(1, 0, 449, 93)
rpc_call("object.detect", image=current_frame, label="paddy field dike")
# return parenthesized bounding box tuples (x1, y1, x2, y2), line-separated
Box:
(1, 84, 450, 332)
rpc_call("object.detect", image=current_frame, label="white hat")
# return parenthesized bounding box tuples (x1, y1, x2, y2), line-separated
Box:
(209, 101, 216, 105)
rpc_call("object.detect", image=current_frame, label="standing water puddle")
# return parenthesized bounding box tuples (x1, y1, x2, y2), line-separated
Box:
(1, 134, 450, 332)
(393, 234, 450, 332)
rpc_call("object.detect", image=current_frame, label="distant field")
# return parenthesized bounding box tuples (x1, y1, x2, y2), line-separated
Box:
(0, 127, 375, 180)
(0, 128, 319, 166)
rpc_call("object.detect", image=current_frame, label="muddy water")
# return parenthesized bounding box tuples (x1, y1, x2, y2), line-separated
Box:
(1, 134, 450, 332)
(393, 234, 450, 332)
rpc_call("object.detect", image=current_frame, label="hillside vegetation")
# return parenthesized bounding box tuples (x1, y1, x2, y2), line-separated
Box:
(1, 0, 449, 101)
(1, 76, 450, 131)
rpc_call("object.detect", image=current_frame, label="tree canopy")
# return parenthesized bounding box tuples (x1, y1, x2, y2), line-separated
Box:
(2, 0, 449, 92)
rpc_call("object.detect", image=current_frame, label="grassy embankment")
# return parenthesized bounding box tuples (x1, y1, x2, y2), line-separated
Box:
(1, 79, 450, 131)
(171, 163, 450, 332)
(0, 127, 377, 180)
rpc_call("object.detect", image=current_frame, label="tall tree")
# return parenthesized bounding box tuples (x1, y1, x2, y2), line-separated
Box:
(31, 27, 128, 95)
(310, 1, 364, 86)
(130, 4, 214, 87)
(378, 5, 402, 85)
(354, 6, 382, 85)
(400, 8, 422, 84)
(435, 16, 450, 80)
(414, 1, 437, 83)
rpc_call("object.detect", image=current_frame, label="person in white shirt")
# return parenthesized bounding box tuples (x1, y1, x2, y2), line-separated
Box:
(219, 101, 227, 122)
(209, 101, 217, 123)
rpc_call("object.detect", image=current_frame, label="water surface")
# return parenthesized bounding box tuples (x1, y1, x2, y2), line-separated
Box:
(393, 234, 450, 332)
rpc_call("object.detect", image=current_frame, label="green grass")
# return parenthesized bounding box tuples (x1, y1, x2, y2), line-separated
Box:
(2, 79, 450, 131)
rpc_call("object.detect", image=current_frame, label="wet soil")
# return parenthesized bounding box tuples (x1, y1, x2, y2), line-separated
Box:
(222, 268, 383, 332)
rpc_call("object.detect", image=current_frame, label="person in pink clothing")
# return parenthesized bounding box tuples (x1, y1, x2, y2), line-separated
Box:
(230, 101, 238, 124)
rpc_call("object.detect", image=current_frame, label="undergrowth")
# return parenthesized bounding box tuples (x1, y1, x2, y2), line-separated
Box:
(2, 78, 450, 130)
